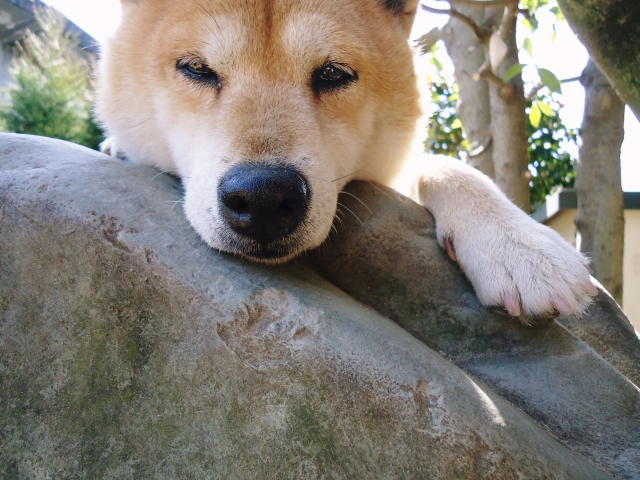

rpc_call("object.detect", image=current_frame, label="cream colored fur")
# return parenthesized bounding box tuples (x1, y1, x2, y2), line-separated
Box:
(96, 0, 596, 322)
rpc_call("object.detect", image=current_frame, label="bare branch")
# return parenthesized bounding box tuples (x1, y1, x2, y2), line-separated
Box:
(415, 26, 443, 54)
(450, 9, 491, 42)
(473, 61, 515, 99)
(526, 83, 544, 101)
(526, 76, 581, 101)
(420, 4, 489, 43)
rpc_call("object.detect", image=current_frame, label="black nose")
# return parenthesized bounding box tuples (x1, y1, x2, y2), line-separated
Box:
(219, 164, 310, 245)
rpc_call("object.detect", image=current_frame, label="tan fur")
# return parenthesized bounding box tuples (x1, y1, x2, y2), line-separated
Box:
(97, 0, 596, 321)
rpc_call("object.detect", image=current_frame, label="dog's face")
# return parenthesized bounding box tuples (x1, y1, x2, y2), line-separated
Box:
(97, 0, 421, 263)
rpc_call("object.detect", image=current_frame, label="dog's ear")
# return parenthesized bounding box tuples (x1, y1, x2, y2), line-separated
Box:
(380, 0, 420, 34)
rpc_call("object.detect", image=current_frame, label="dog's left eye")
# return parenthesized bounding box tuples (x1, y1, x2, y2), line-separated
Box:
(177, 58, 222, 89)
(312, 63, 358, 95)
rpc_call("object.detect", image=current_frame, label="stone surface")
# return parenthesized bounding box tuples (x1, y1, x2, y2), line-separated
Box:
(311, 182, 640, 479)
(0, 133, 633, 478)
(560, 286, 640, 388)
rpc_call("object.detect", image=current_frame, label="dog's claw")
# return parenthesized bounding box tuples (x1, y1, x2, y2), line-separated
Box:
(100, 137, 121, 158)
(443, 236, 457, 262)
(502, 294, 521, 317)
(583, 280, 599, 297)
(552, 297, 573, 316)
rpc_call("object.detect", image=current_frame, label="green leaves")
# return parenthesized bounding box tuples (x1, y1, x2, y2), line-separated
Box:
(521, 37, 534, 56)
(529, 102, 542, 128)
(424, 83, 468, 159)
(538, 68, 562, 93)
(0, 6, 103, 150)
(501, 64, 562, 99)
(537, 101, 554, 116)
(503, 63, 525, 83)
(529, 100, 554, 128)
(520, 16, 538, 33)
(550, 6, 565, 22)
(425, 79, 577, 210)
(526, 93, 578, 210)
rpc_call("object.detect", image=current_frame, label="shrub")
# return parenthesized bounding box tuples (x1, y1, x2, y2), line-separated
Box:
(0, 6, 103, 149)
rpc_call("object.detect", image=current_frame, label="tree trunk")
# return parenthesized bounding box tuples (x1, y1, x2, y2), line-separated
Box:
(575, 60, 625, 303)
(442, 7, 495, 179)
(557, 0, 640, 121)
(486, 8, 530, 213)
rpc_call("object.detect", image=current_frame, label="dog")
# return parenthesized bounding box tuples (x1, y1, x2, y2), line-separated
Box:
(96, 0, 597, 323)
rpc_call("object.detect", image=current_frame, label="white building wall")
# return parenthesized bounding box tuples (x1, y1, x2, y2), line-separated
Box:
(545, 209, 640, 330)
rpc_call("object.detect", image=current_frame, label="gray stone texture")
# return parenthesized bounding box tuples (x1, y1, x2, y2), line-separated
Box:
(1, 133, 638, 479)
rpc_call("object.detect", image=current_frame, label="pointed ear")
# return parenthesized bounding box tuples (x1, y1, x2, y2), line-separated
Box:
(381, 0, 420, 35)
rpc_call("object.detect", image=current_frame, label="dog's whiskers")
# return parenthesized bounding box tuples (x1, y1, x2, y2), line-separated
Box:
(337, 203, 364, 226)
(364, 180, 392, 199)
(167, 199, 185, 214)
(330, 222, 340, 239)
(150, 170, 170, 184)
(126, 117, 154, 130)
(339, 191, 372, 213)
(331, 162, 373, 183)
(318, 233, 333, 254)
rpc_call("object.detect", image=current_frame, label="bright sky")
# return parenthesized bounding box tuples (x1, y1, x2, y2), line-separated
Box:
(44, 0, 640, 191)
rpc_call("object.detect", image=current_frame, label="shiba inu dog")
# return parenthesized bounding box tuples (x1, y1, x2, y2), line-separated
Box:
(96, 0, 597, 322)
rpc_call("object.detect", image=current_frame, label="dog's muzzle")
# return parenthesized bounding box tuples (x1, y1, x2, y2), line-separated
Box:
(218, 163, 310, 248)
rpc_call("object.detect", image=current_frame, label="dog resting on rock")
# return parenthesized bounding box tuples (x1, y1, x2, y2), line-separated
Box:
(96, 0, 597, 323)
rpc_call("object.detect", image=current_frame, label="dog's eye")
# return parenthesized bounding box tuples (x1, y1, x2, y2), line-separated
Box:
(177, 58, 222, 89)
(312, 63, 358, 95)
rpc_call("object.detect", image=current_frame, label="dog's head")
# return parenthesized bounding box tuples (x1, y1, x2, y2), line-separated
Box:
(97, 0, 421, 263)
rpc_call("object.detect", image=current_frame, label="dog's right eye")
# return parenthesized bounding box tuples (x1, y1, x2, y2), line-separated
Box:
(312, 63, 358, 96)
(177, 58, 222, 89)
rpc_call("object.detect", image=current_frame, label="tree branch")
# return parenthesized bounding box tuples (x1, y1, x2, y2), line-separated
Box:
(526, 83, 544, 101)
(527, 77, 582, 101)
(415, 26, 443, 54)
(473, 61, 515, 99)
(420, 4, 489, 43)
(499, 3, 519, 41)
(421, 1, 515, 97)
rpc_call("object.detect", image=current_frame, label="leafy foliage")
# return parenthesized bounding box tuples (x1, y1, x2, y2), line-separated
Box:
(520, 0, 552, 11)
(425, 81, 577, 209)
(424, 82, 468, 159)
(422, 0, 577, 210)
(526, 93, 577, 209)
(0, 7, 103, 149)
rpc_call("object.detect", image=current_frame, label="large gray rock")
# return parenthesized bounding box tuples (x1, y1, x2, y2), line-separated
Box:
(310, 183, 640, 479)
(0, 133, 634, 478)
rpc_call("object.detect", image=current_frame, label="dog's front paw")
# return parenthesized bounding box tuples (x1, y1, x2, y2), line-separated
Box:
(100, 137, 122, 158)
(441, 217, 598, 324)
